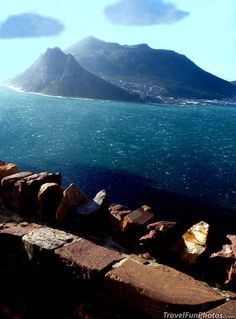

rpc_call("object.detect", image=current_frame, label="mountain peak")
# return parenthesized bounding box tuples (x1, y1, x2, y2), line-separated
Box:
(66, 37, 236, 100)
(10, 47, 140, 102)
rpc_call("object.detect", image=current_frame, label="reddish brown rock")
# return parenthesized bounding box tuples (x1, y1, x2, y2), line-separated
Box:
(0, 172, 32, 206)
(198, 300, 236, 318)
(106, 259, 224, 318)
(140, 221, 181, 243)
(211, 235, 236, 259)
(0, 163, 19, 182)
(0, 222, 42, 238)
(12, 172, 61, 217)
(109, 204, 131, 230)
(38, 183, 63, 222)
(207, 235, 236, 287)
(56, 183, 89, 222)
(55, 238, 123, 279)
(121, 205, 154, 233)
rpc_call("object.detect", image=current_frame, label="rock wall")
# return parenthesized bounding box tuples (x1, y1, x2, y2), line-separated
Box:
(0, 161, 236, 318)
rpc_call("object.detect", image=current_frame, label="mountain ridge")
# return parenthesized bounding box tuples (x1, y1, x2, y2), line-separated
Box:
(66, 36, 236, 101)
(10, 47, 141, 102)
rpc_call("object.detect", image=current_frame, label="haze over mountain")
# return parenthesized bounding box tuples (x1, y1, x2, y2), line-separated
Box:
(67, 36, 236, 100)
(10, 47, 140, 102)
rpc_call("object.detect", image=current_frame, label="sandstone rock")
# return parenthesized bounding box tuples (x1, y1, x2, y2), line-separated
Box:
(198, 300, 236, 318)
(140, 221, 181, 243)
(211, 235, 236, 259)
(55, 238, 123, 279)
(12, 172, 61, 217)
(0, 163, 19, 182)
(121, 205, 154, 233)
(106, 259, 224, 318)
(0, 222, 42, 239)
(22, 227, 77, 261)
(109, 204, 131, 230)
(173, 221, 209, 265)
(56, 183, 89, 222)
(38, 183, 63, 222)
(0, 160, 5, 165)
(0, 172, 32, 206)
(206, 235, 236, 287)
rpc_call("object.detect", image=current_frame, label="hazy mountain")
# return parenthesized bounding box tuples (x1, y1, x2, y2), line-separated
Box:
(231, 81, 236, 86)
(10, 47, 141, 102)
(67, 36, 236, 100)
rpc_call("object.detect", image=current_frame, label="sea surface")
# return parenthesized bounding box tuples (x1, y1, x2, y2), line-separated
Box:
(0, 86, 235, 210)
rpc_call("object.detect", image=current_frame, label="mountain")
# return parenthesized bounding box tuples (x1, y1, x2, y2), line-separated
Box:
(66, 36, 236, 100)
(10, 47, 141, 102)
(231, 81, 236, 86)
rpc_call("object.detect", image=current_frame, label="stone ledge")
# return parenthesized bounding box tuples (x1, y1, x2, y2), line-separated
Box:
(106, 259, 225, 318)
(55, 238, 124, 280)
(22, 227, 78, 261)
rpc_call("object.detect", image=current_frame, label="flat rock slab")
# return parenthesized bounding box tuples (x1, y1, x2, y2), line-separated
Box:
(106, 259, 225, 318)
(55, 238, 123, 279)
(0, 222, 42, 238)
(22, 227, 77, 260)
(199, 300, 236, 318)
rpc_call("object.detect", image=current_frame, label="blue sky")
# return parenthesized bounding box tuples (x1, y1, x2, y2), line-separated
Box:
(0, 0, 235, 82)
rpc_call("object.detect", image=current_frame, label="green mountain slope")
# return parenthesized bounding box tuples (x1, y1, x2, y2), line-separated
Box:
(10, 47, 141, 102)
(66, 37, 236, 100)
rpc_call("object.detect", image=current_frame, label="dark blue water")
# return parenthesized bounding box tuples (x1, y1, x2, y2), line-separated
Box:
(0, 87, 235, 210)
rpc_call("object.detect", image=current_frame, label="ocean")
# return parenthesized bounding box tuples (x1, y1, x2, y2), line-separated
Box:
(0, 86, 235, 211)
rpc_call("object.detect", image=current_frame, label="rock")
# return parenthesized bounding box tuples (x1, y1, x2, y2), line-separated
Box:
(75, 190, 109, 224)
(0, 172, 32, 207)
(12, 172, 61, 217)
(55, 238, 123, 280)
(109, 204, 131, 230)
(76, 200, 100, 216)
(56, 183, 89, 222)
(0, 222, 42, 240)
(206, 235, 236, 287)
(198, 300, 236, 318)
(211, 235, 236, 259)
(0, 160, 5, 165)
(172, 221, 209, 265)
(93, 189, 108, 207)
(121, 205, 154, 233)
(106, 259, 225, 318)
(22, 227, 77, 261)
(38, 183, 64, 222)
(0, 163, 19, 182)
(140, 221, 181, 243)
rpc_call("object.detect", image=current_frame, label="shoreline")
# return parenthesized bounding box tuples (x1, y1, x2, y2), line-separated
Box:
(1, 82, 235, 107)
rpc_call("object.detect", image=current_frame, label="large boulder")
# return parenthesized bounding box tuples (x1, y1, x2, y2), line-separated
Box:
(0, 172, 32, 207)
(106, 259, 225, 318)
(172, 221, 209, 265)
(121, 205, 154, 234)
(56, 183, 89, 222)
(109, 204, 131, 231)
(12, 172, 61, 217)
(0, 163, 19, 182)
(38, 183, 64, 222)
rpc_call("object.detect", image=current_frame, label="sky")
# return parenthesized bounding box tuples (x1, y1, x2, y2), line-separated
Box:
(0, 0, 235, 82)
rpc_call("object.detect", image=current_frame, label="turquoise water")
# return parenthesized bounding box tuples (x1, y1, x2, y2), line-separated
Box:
(0, 86, 235, 210)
